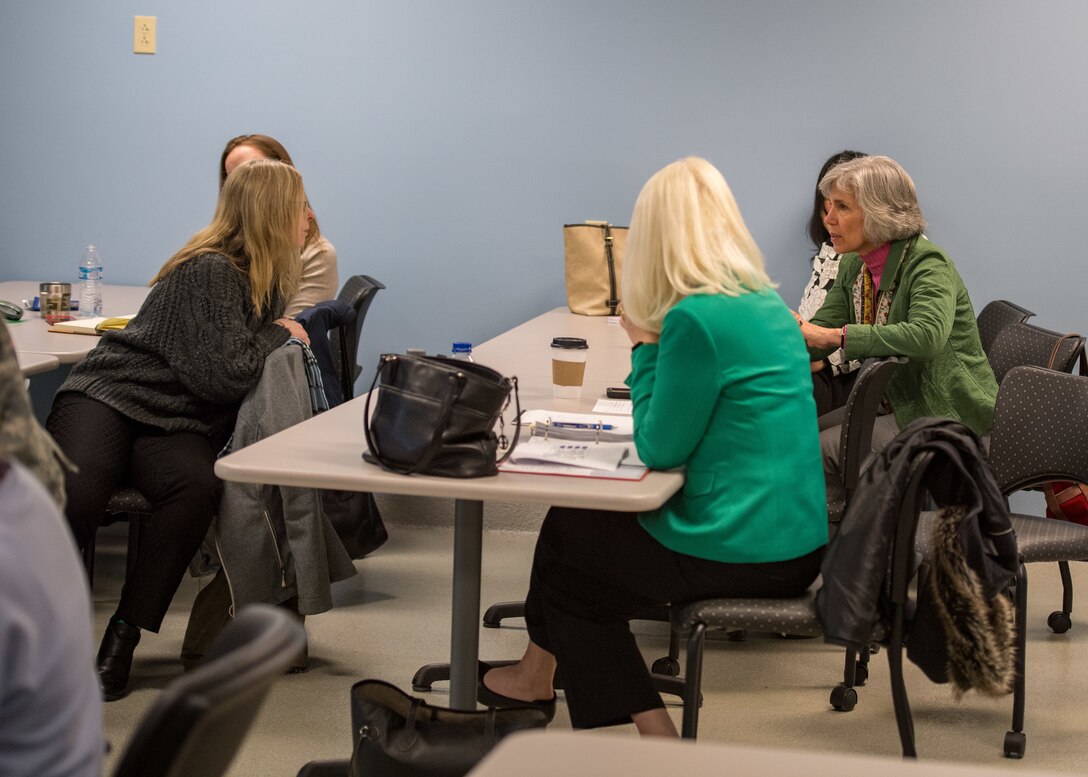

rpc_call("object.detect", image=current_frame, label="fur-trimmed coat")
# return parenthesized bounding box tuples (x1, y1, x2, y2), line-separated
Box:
(817, 418, 1019, 696)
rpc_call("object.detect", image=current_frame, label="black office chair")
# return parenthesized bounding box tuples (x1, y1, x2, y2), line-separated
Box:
(110, 604, 306, 777)
(330, 274, 385, 401)
(976, 299, 1035, 357)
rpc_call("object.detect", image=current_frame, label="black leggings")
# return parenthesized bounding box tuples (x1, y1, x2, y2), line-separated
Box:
(47, 393, 223, 631)
(523, 507, 824, 729)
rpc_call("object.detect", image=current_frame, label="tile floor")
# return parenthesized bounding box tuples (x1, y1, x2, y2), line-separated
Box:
(93, 521, 1088, 776)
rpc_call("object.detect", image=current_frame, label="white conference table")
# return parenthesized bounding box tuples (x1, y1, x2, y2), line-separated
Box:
(0, 281, 149, 365)
(16, 351, 60, 377)
(215, 307, 685, 710)
(469, 731, 1064, 777)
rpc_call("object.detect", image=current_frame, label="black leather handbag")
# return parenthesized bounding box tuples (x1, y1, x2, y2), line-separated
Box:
(363, 353, 519, 478)
(349, 679, 548, 777)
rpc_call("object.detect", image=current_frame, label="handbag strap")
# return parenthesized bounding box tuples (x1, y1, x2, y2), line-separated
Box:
(495, 376, 521, 466)
(394, 698, 422, 753)
(364, 357, 467, 475)
(1046, 333, 1087, 374)
(603, 223, 619, 316)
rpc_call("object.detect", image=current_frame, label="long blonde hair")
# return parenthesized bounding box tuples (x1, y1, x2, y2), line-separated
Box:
(151, 158, 304, 316)
(219, 133, 322, 246)
(623, 156, 772, 332)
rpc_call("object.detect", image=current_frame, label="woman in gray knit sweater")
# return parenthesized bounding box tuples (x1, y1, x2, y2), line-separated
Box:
(46, 159, 312, 701)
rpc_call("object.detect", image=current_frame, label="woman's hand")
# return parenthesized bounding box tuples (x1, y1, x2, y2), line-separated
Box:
(620, 314, 659, 347)
(275, 317, 310, 345)
(798, 319, 842, 351)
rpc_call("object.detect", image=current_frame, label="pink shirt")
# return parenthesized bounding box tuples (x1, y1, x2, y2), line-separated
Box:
(861, 243, 891, 291)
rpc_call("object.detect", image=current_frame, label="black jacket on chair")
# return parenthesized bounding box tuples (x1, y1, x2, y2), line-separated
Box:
(817, 418, 1019, 694)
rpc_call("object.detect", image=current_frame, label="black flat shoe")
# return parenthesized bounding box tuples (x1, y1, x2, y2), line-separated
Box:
(97, 618, 141, 701)
(477, 662, 556, 722)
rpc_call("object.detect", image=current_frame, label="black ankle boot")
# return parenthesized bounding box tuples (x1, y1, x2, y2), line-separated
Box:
(97, 618, 141, 701)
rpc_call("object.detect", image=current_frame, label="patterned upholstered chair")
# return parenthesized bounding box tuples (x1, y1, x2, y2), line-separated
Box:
(986, 320, 1083, 385)
(976, 299, 1035, 357)
(81, 486, 152, 584)
(983, 324, 1086, 634)
(670, 448, 937, 754)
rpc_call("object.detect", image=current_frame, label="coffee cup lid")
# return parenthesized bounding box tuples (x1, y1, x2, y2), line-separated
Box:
(551, 337, 588, 349)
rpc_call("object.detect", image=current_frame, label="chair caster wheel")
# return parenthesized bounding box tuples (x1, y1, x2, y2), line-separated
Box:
(1047, 611, 1072, 634)
(651, 657, 680, 676)
(726, 629, 747, 642)
(1003, 730, 1026, 759)
(854, 661, 869, 686)
(830, 685, 857, 712)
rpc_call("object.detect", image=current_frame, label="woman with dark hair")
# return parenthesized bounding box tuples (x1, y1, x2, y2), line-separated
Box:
(220, 134, 338, 316)
(798, 150, 866, 417)
(798, 155, 996, 517)
(47, 159, 311, 701)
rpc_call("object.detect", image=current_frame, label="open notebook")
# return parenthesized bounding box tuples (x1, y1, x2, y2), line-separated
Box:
(48, 315, 135, 335)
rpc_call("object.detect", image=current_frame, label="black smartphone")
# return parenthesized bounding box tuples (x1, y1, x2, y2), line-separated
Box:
(605, 386, 631, 400)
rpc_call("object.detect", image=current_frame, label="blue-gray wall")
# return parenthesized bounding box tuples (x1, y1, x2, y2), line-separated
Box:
(3, 1, 1086, 383)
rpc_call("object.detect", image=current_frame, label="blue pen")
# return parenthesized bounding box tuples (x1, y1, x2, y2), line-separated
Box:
(551, 421, 615, 431)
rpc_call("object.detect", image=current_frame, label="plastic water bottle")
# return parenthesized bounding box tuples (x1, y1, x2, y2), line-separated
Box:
(451, 342, 474, 362)
(78, 244, 103, 317)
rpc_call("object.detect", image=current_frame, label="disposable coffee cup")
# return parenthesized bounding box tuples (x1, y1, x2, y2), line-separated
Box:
(551, 337, 589, 399)
(39, 282, 72, 322)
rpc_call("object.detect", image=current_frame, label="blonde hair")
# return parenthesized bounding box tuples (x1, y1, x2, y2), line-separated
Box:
(819, 155, 926, 245)
(623, 156, 772, 332)
(219, 133, 322, 246)
(151, 158, 304, 316)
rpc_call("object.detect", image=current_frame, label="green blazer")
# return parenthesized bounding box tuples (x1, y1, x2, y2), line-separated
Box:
(809, 236, 997, 435)
(630, 291, 827, 564)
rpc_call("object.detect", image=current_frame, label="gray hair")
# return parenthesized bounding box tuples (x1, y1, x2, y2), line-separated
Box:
(819, 155, 926, 244)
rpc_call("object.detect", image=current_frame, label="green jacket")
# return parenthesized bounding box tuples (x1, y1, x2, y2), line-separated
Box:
(809, 236, 997, 435)
(630, 291, 827, 564)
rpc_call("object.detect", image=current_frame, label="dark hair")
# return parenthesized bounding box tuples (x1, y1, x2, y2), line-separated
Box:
(806, 149, 866, 249)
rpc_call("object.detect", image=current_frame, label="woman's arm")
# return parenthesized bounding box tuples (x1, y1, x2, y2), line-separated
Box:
(284, 239, 339, 318)
(840, 256, 956, 361)
(627, 306, 721, 471)
(168, 259, 291, 404)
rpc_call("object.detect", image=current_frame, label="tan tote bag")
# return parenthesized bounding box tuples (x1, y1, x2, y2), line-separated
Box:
(563, 221, 628, 316)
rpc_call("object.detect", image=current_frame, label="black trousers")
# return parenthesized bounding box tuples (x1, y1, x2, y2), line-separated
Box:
(523, 507, 824, 729)
(47, 393, 223, 632)
(811, 364, 859, 418)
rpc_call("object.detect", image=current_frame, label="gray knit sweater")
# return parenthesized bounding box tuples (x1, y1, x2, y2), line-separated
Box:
(58, 254, 290, 437)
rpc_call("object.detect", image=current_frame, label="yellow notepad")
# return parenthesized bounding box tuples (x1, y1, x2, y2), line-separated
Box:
(49, 315, 135, 335)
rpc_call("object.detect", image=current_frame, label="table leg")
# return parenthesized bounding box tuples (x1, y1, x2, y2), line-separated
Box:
(449, 498, 483, 710)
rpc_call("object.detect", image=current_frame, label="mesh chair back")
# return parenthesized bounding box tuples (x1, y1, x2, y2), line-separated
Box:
(330, 275, 385, 400)
(988, 366, 1088, 495)
(111, 605, 306, 777)
(987, 321, 1085, 384)
(976, 299, 1035, 356)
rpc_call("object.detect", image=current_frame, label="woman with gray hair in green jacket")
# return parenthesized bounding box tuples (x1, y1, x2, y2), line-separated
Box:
(797, 154, 997, 517)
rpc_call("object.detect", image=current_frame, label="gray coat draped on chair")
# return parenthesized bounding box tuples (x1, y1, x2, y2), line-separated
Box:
(213, 344, 356, 615)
